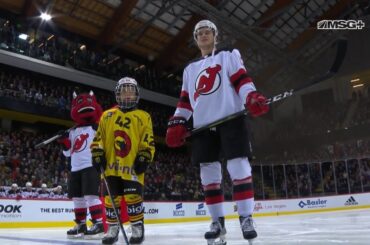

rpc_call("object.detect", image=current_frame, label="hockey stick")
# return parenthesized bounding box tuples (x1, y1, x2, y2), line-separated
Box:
(35, 127, 75, 149)
(189, 38, 348, 137)
(100, 166, 130, 245)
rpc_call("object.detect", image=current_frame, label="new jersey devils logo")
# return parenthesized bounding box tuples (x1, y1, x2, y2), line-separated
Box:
(194, 64, 221, 101)
(114, 130, 132, 158)
(72, 133, 89, 153)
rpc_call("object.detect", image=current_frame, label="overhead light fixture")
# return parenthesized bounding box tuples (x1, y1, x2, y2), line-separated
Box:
(18, 33, 28, 40)
(353, 84, 364, 88)
(350, 78, 360, 83)
(47, 34, 54, 41)
(79, 44, 86, 50)
(40, 13, 52, 21)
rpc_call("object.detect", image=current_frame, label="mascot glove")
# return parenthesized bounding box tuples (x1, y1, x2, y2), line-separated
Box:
(133, 150, 151, 175)
(91, 148, 106, 173)
(245, 91, 269, 117)
(166, 116, 187, 148)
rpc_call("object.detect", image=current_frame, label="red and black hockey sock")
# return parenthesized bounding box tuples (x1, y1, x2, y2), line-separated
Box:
(233, 177, 254, 201)
(85, 195, 103, 222)
(204, 184, 225, 221)
(204, 184, 224, 205)
(74, 208, 87, 223)
(89, 204, 103, 222)
(233, 177, 254, 217)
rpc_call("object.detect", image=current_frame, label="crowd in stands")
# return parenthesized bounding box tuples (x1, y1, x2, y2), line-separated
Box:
(1, 16, 370, 202)
(0, 18, 181, 97)
(0, 66, 173, 136)
(0, 129, 203, 201)
(250, 154, 370, 200)
(144, 146, 203, 201)
(0, 130, 70, 196)
(1, 128, 370, 201)
(0, 182, 67, 199)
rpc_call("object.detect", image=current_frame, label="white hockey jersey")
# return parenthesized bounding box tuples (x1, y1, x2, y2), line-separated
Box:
(174, 48, 256, 128)
(21, 188, 37, 198)
(37, 190, 50, 199)
(62, 125, 96, 172)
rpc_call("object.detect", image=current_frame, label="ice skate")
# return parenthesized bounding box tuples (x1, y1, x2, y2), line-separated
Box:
(102, 224, 119, 244)
(84, 219, 104, 240)
(204, 217, 227, 245)
(239, 215, 257, 244)
(67, 219, 87, 239)
(129, 220, 145, 244)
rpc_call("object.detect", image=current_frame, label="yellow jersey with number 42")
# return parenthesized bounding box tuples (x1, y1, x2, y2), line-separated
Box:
(91, 106, 155, 184)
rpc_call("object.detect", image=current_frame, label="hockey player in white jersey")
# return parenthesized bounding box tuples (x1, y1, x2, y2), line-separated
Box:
(22, 182, 37, 198)
(7, 183, 21, 198)
(37, 183, 51, 198)
(166, 20, 269, 245)
(58, 91, 104, 240)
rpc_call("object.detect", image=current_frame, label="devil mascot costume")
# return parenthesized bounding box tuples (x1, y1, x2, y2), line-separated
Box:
(59, 91, 105, 239)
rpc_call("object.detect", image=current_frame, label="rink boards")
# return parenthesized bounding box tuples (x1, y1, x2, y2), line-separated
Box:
(0, 193, 370, 228)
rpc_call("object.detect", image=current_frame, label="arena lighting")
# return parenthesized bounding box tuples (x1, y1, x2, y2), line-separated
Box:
(350, 78, 360, 83)
(40, 13, 52, 21)
(353, 84, 364, 88)
(18, 33, 28, 40)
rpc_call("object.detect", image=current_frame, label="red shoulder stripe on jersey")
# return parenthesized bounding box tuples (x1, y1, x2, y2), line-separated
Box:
(230, 68, 246, 82)
(177, 90, 193, 111)
(230, 68, 253, 93)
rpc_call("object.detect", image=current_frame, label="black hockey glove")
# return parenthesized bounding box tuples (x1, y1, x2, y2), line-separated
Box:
(91, 148, 106, 173)
(133, 150, 151, 175)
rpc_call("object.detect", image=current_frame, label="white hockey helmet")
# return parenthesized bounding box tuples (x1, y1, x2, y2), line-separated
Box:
(26, 182, 32, 187)
(41, 183, 47, 188)
(193, 20, 218, 41)
(115, 77, 140, 110)
(11, 183, 18, 189)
